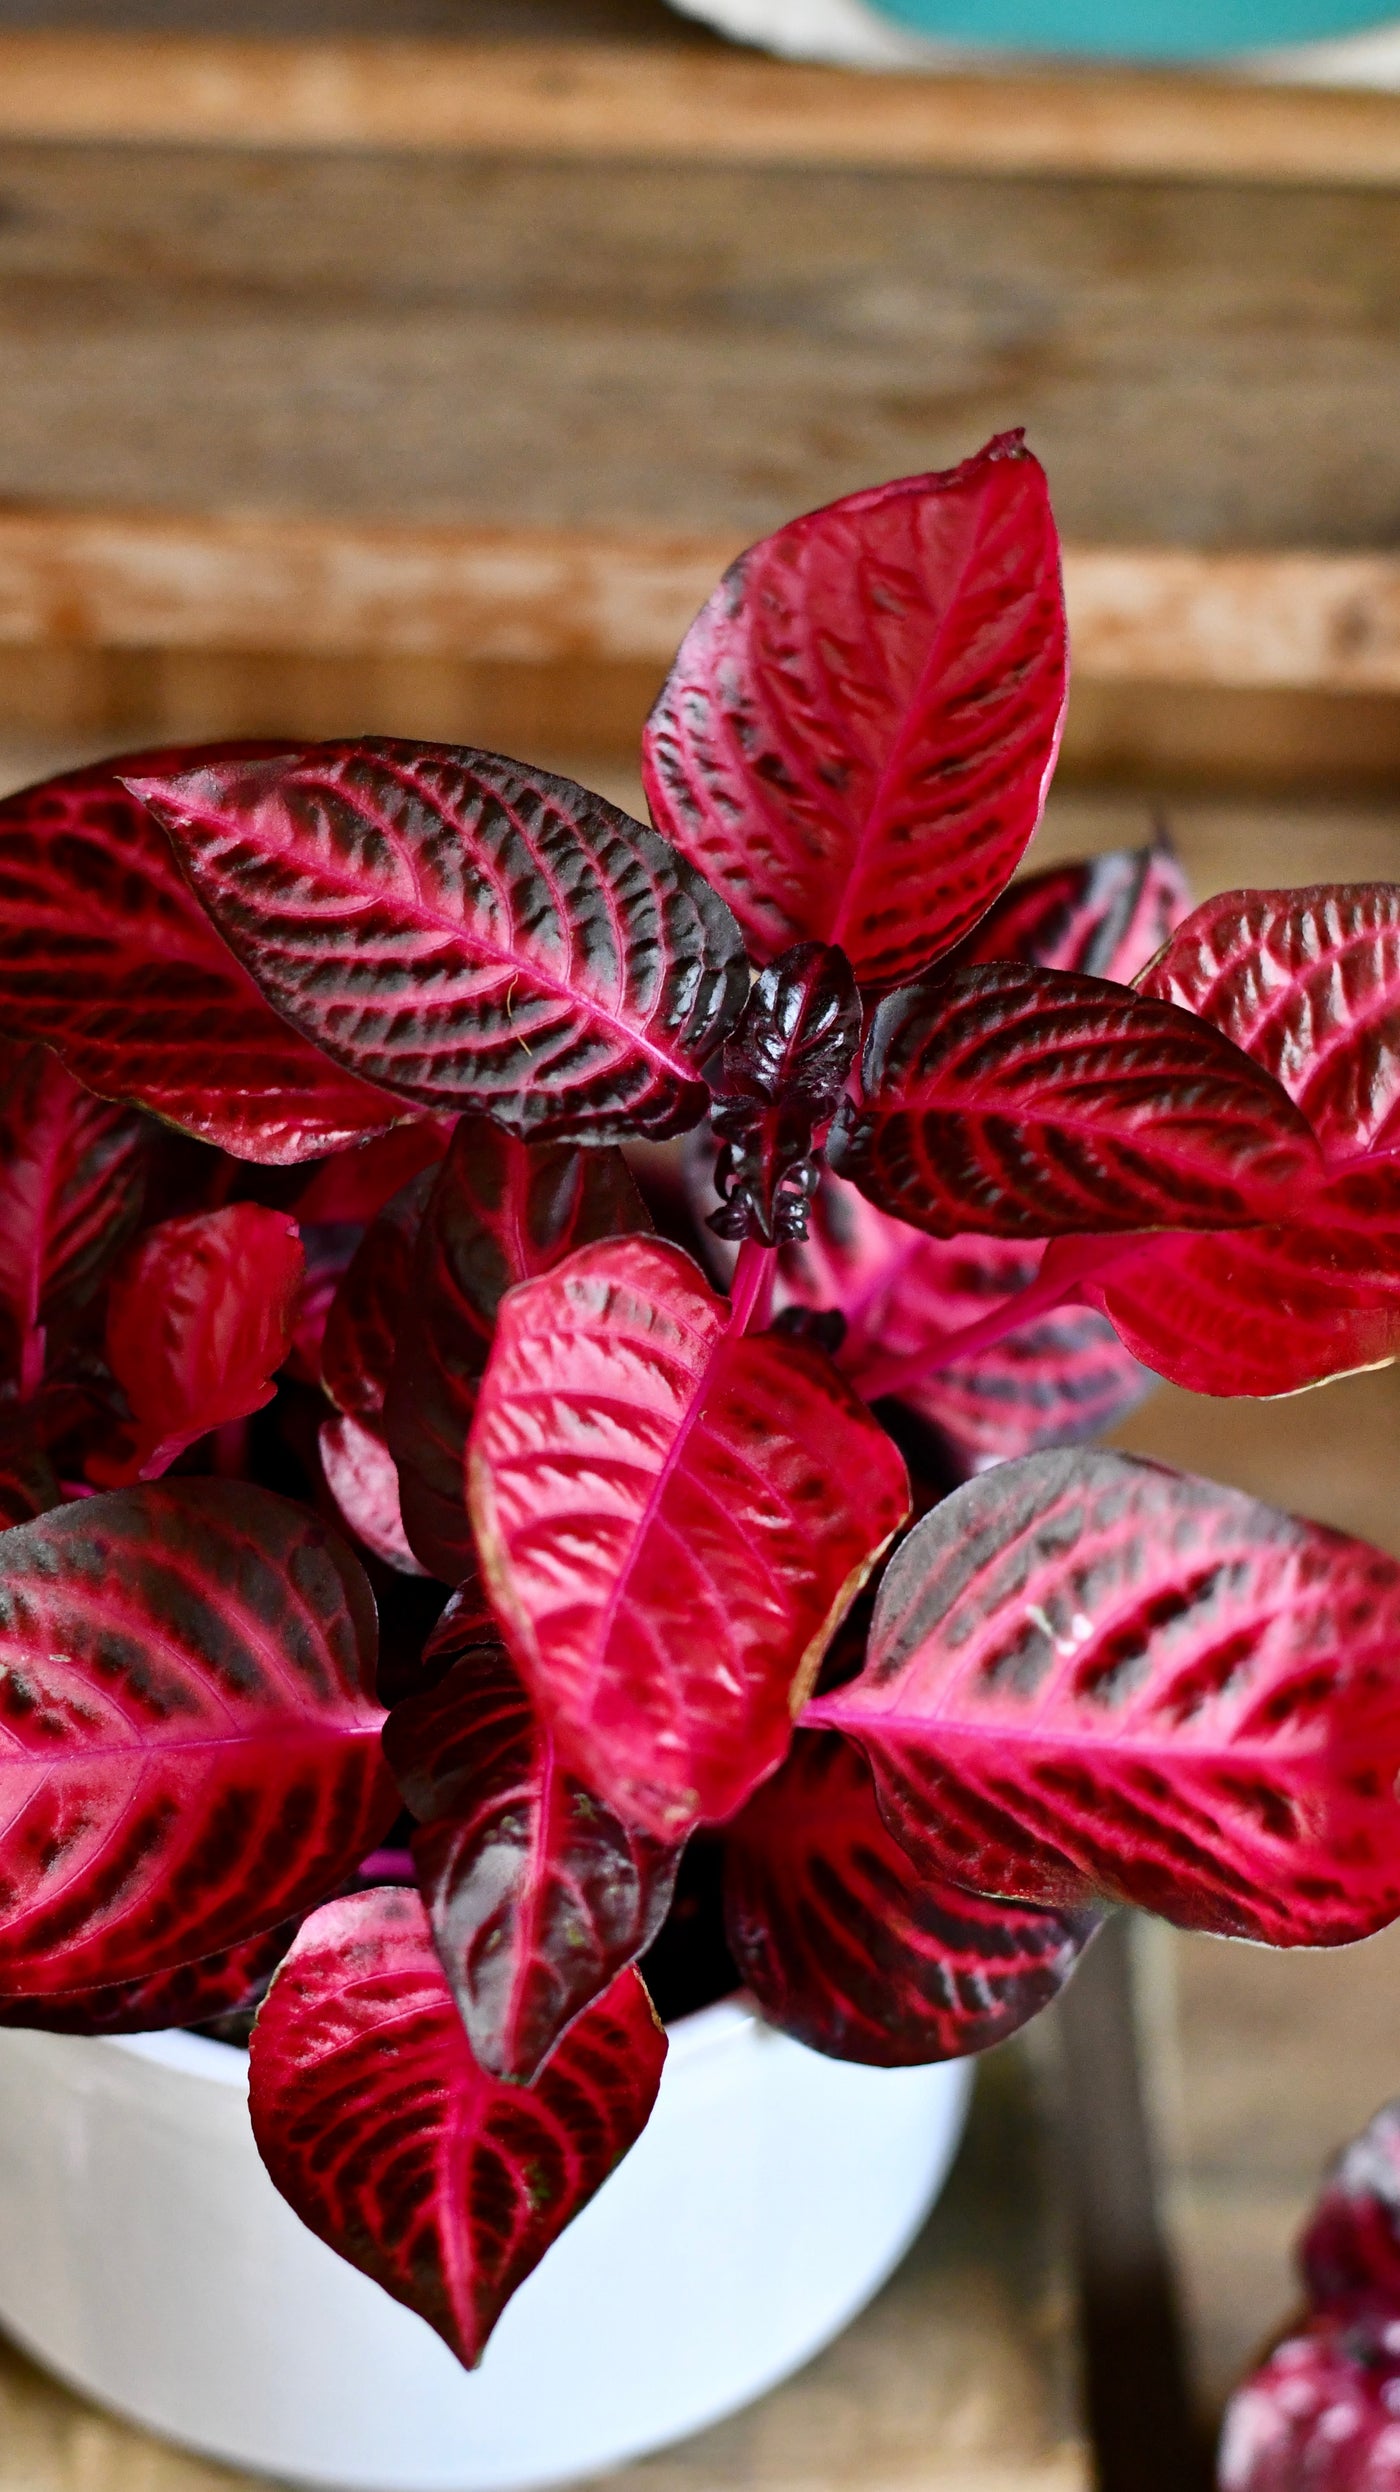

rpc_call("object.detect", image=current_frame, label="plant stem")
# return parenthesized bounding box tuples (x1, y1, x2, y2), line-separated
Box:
(854, 1235, 1142, 1406)
(729, 1237, 777, 1335)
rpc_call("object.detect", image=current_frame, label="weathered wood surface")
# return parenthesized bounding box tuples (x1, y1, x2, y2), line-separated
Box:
(0, 2047, 1087, 2492)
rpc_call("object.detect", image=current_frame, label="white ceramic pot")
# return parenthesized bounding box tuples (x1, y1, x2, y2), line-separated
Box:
(0, 1997, 971, 2492)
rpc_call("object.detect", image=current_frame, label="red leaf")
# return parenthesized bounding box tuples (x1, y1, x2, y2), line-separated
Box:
(384, 1119, 651, 1583)
(833, 962, 1321, 1238)
(810, 1448, 1400, 1946)
(91, 1203, 305, 1485)
(1077, 1159, 1400, 1397)
(781, 1174, 1152, 1461)
(0, 1923, 293, 2036)
(321, 1171, 436, 1422)
(386, 1599, 681, 2083)
(642, 434, 1067, 990)
(723, 1729, 1098, 2067)
(0, 1481, 392, 1993)
(0, 746, 408, 1163)
(1220, 2318, 1400, 2492)
(287, 1222, 360, 1385)
(0, 1040, 149, 1396)
(1300, 2100, 1400, 2314)
(319, 1412, 428, 1577)
(468, 1234, 910, 1841)
(248, 1888, 666, 2368)
(131, 741, 749, 1144)
(958, 835, 1192, 984)
(0, 1427, 62, 1529)
(1140, 884, 1400, 1159)
(293, 1121, 452, 1226)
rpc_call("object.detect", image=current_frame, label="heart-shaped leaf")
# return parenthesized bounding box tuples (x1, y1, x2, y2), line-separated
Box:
(384, 1119, 651, 1582)
(643, 434, 1067, 991)
(833, 963, 1321, 1238)
(0, 1922, 294, 2036)
(0, 1481, 392, 1993)
(1299, 2099, 1400, 2314)
(131, 741, 749, 1144)
(810, 1448, 1400, 1946)
(1140, 884, 1400, 1159)
(958, 835, 1192, 985)
(321, 1170, 436, 1423)
(0, 747, 409, 1164)
(781, 1175, 1153, 1461)
(469, 1234, 910, 1841)
(723, 1729, 1099, 2067)
(0, 1041, 150, 1398)
(319, 1412, 428, 1577)
(1076, 1158, 1400, 1397)
(386, 1597, 681, 2083)
(90, 1203, 305, 1485)
(248, 1888, 666, 2368)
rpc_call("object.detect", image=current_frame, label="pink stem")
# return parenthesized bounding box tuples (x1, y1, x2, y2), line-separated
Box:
(729, 1238, 777, 1335)
(854, 1235, 1144, 1407)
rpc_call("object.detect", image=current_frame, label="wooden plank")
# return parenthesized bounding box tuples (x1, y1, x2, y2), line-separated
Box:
(2, 509, 1399, 694)
(0, 30, 1399, 187)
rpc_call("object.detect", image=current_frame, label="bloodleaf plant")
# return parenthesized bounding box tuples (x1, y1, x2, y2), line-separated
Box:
(0, 431, 1397, 2373)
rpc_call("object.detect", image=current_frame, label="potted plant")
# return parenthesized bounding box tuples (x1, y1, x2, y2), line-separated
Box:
(0, 431, 1395, 2491)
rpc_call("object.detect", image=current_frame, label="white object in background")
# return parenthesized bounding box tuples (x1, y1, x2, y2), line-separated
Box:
(0, 1997, 971, 2492)
(665, 0, 1400, 77)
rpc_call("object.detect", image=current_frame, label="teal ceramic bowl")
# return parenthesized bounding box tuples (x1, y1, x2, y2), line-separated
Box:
(873, 0, 1397, 52)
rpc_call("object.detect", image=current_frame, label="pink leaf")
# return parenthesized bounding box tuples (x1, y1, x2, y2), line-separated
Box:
(0, 746, 409, 1163)
(248, 1888, 666, 2368)
(319, 1412, 428, 1577)
(386, 1597, 681, 2083)
(384, 1118, 651, 1583)
(1220, 2318, 1400, 2492)
(1140, 884, 1400, 1159)
(0, 1922, 293, 2035)
(958, 834, 1192, 984)
(723, 1729, 1099, 2066)
(131, 742, 749, 1144)
(468, 1234, 910, 1841)
(833, 962, 1321, 1237)
(810, 1448, 1400, 1946)
(92, 1203, 304, 1484)
(0, 1040, 149, 1397)
(1301, 2100, 1400, 2314)
(642, 434, 1067, 990)
(0, 1481, 392, 1993)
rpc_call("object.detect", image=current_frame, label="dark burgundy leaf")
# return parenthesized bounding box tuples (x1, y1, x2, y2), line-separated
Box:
(319, 1412, 428, 1577)
(708, 942, 861, 1246)
(248, 1888, 666, 2368)
(959, 834, 1192, 984)
(0, 1481, 392, 1993)
(0, 1428, 62, 1529)
(781, 1173, 1153, 1461)
(0, 1922, 293, 2036)
(1141, 883, 1400, 1158)
(131, 741, 749, 1144)
(0, 1040, 149, 1396)
(384, 1118, 651, 1582)
(643, 434, 1067, 990)
(287, 1222, 360, 1384)
(469, 1233, 910, 1841)
(833, 962, 1321, 1238)
(0, 745, 408, 1163)
(723, 1729, 1098, 2067)
(810, 1448, 1400, 1946)
(1301, 2100, 1400, 2313)
(1220, 2316, 1400, 2492)
(90, 1203, 304, 1485)
(293, 1121, 453, 1225)
(385, 1602, 681, 2083)
(321, 1170, 436, 1422)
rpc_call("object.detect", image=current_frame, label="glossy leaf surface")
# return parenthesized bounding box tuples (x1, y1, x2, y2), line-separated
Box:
(248, 1889, 665, 2367)
(470, 1235, 910, 1840)
(1141, 883, 1400, 1157)
(386, 1600, 680, 2082)
(92, 1204, 304, 1484)
(724, 1730, 1098, 2066)
(1301, 2099, 1400, 2313)
(0, 1042, 149, 1396)
(0, 1923, 292, 2035)
(1220, 2318, 1400, 2492)
(0, 747, 406, 1162)
(811, 1449, 1400, 1945)
(835, 962, 1320, 1238)
(959, 835, 1192, 984)
(321, 1170, 435, 1422)
(320, 1412, 428, 1577)
(385, 1119, 650, 1582)
(0, 1482, 391, 1992)
(132, 741, 749, 1143)
(708, 943, 861, 1246)
(643, 434, 1067, 989)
